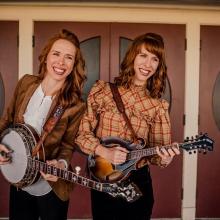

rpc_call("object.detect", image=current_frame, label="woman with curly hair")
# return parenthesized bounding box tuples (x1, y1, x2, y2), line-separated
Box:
(75, 32, 179, 220)
(0, 29, 86, 220)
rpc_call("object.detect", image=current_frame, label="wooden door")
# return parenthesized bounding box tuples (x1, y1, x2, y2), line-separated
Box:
(34, 22, 185, 218)
(197, 25, 220, 218)
(0, 21, 18, 217)
(110, 23, 185, 218)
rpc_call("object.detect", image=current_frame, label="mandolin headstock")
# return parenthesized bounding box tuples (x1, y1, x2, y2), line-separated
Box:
(181, 133, 214, 154)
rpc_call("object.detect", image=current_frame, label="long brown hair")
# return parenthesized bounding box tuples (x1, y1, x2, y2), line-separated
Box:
(38, 29, 86, 107)
(114, 32, 167, 99)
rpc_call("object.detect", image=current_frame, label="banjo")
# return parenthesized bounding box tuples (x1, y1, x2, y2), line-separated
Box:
(0, 123, 142, 202)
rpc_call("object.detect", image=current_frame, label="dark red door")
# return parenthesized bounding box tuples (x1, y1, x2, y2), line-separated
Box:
(196, 26, 220, 218)
(0, 21, 19, 217)
(34, 22, 185, 218)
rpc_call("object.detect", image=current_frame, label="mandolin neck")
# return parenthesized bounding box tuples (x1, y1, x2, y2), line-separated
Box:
(127, 143, 183, 160)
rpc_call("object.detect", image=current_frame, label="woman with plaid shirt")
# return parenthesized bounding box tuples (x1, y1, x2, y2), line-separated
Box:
(75, 32, 180, 220)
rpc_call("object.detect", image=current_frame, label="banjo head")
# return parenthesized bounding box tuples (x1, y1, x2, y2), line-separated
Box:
(0, 129, 29, 184)
(0, 123, 42, 188)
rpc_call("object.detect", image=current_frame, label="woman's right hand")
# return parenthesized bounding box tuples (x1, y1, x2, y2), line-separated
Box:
(95, 145, 128, 165)
(0, 144, 11, 165)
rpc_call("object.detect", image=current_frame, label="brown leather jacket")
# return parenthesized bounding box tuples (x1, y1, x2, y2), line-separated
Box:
(0, 74, 86, 201)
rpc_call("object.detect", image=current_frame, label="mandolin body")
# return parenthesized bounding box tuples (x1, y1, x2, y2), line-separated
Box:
(88, 136, 145, 182)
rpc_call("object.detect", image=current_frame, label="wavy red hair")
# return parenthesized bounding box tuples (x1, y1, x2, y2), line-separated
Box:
(115, 32, 167, 98)
(38, 29, 86, 107)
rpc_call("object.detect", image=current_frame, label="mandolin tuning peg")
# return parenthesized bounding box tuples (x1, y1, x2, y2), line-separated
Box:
(189, 151, 192, 155)
(194, 150, 197, 154)
(203, 151, 207, 155)
(191, 136, 194, 141)
(75, 166, 81, 175)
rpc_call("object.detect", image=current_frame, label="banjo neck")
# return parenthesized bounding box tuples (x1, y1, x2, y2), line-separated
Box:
(28, 157, 142, 202)
(29, 157, 111, 194)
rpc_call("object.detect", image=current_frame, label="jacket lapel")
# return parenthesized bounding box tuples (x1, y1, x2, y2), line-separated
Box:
(17, 79, 60, 124)
(17, 82, 40, 123)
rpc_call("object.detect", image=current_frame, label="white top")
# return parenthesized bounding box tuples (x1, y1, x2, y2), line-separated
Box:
(22, 84, 53, 196)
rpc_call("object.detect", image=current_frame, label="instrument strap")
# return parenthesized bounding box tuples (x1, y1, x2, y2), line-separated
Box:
(109, 83, 139, 143)
(32, 105, 65, 157)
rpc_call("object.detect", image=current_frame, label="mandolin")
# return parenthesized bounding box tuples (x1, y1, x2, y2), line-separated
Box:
(88, 133, 214, 182)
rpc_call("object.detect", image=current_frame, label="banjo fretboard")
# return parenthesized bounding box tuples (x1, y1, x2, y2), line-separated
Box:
(29, 158, 108, 192)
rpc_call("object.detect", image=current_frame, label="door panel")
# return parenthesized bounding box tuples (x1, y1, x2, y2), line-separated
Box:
(0, 21, 19, 217)
(111, 23, 185, 218)
(34, 22, 185, 218)
(197, 26, 220, 218)
(81, 37, 101, 99)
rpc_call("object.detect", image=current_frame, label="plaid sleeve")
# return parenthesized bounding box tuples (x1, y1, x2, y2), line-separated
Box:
(148, 99, 171, 166)
(75, 80, 106, 155)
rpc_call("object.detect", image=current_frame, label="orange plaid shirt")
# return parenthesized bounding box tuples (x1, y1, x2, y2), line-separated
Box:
(75, 80, 171, 166)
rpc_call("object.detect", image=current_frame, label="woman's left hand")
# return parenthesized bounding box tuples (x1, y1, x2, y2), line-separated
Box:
(156, 143, 180, 167)
(40, 159, 66, 182)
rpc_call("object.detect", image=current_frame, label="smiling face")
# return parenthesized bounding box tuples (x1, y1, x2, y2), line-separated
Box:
(45, 39, 76, 84)
(133, 44, 159, 86)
